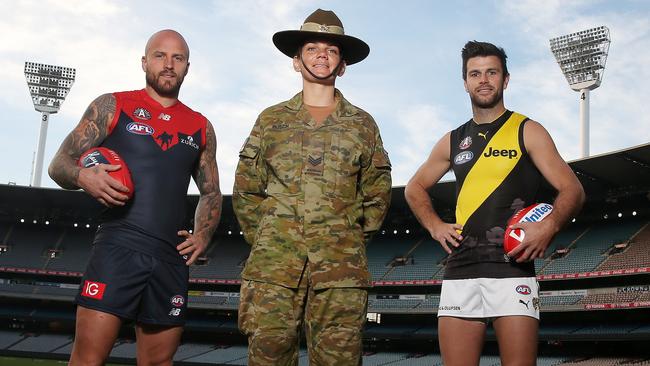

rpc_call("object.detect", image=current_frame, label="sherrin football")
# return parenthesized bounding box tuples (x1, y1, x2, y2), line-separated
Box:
(504, 203, 553, 256)
(78, 147, 134, 199)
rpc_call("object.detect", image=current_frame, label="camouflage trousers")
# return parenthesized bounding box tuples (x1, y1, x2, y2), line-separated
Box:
(238, 274, 367, 365)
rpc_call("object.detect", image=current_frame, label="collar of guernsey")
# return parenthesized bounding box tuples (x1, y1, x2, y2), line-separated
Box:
(455, 112, 528, 227)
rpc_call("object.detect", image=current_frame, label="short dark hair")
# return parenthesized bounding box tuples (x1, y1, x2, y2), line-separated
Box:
(461, 41, 508, 80)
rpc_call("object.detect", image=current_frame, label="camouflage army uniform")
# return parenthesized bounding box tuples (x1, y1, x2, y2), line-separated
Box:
(234, 89, 391, 365)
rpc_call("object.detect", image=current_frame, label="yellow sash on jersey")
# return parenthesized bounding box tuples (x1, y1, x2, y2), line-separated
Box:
(455, 112, 527, 226)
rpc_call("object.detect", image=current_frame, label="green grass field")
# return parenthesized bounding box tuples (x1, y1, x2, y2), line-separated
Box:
(0, 357, 125, 365)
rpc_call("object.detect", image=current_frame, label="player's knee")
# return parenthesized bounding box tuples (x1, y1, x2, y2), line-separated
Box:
(69, 337, 112, 366)
(69, 350, 108, 366)
(138, 348, 175, 366)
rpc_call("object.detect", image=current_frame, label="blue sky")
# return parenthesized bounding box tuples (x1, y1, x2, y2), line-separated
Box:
(1, 0, 649, 194)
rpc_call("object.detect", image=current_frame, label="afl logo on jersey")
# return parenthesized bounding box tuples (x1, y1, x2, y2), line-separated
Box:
(459, 136, 472, 150)
(454, 151, 474, 165)
(516, 285, 532, 295)
(133, 107, 152, 120)
(171, 295, 185, 307)
(127, 122, 155, 135)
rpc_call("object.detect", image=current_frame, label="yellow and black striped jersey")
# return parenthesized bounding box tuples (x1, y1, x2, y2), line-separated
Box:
(446, 110, 542, 279)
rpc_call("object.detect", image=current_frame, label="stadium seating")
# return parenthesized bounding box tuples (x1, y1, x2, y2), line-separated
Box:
(366, 237, 417, 280)
(579, 293, 640, 305)
(597, 222, 650, 271)
(189, 234, 249, 279)
(181, 344, 248, 364)
(541, 219, 646, 275)
(541, 295, 583, 307)
(7, 333, 71, 353)
(382, 238, 448, 281)
(44, 228, 95, 272)
(0, 330, 25, 349)
(0, 223, 64, 269)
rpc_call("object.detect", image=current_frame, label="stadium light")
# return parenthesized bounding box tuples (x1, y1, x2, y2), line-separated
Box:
(24, 62, 76, 187)
(550, 26, 610, 158)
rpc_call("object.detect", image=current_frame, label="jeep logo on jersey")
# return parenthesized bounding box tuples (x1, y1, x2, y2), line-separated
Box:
(171, 295, 185, 307)
(127, 122, 155, 136)
(454, 151, 474, 165)
(133, 107, 151, 120)
(483, 147, 518, 159)
(516, 285, 532, 295)
(179, 133, 200, 150)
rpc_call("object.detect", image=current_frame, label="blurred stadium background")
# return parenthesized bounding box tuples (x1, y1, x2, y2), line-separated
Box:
(0, 143, 649, 365)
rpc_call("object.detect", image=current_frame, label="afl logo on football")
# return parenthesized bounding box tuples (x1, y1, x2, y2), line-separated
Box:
(127, 122, 155, 135)
(171, 295, 185, 307)
(133, 107, 152, 120)
(454, 151, 474, 165)
(459, 136, 472, 150)
(516, 285, 532, 295)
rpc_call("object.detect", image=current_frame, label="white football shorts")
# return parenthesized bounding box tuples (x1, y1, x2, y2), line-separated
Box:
(437, 277, 539, 320)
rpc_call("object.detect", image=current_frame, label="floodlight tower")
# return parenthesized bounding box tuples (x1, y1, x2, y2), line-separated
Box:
(550, 26, 610, 158)
(24, 62, 76, 187)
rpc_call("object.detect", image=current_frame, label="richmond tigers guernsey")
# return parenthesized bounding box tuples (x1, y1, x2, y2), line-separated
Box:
(446, 110, 542, 279)
(95, 89, 207, 264)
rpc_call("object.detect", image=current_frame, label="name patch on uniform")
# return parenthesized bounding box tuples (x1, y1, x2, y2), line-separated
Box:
(127, 122, 155, 135)
(271, 122, 289, 130)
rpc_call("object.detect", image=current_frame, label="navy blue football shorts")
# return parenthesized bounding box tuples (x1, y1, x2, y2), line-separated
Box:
(75, 243, 189, 326)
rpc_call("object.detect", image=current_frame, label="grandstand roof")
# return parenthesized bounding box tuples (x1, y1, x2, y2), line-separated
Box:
(1, 143, 648, 226)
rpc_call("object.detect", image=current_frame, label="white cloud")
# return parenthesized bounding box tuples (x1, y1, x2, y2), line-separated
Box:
(392, 104, 457, 186)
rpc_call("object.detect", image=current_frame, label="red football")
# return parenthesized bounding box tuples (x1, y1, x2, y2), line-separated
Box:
(78, 147, 134, 199)
(504, 203, 553, 256)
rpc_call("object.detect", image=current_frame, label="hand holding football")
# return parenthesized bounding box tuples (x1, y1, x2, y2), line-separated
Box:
(504, 203, 553, 257)
(78, 147, 134, 200)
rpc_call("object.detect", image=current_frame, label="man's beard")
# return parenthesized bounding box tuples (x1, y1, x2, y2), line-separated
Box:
(470, 87, 504, 109)
(146, 70, 184, 98)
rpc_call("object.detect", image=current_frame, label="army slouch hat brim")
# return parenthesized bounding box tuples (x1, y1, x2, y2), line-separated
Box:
(272, 8, 370, 65)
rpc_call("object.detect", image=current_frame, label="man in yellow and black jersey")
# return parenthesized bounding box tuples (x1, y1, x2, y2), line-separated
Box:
(405, 41, 584, 366)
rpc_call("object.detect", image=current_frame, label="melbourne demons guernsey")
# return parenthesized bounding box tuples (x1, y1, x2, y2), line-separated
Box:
(95, 89, 207, 264)
(446, 110, 542, 279)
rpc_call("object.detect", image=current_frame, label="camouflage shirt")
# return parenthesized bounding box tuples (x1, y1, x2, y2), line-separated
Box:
(233, 90, 392, 289)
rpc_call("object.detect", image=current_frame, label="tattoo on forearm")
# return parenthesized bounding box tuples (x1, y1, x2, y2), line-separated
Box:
(49, 94, 115, 189)
(193, 122, 222, 242)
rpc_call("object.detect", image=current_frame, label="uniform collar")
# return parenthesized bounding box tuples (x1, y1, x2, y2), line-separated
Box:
(285, 89, 359, 118)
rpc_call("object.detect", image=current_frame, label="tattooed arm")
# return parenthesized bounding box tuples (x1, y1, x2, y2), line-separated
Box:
(177, 121, 222, 265)
(48, 93, 130, 206)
